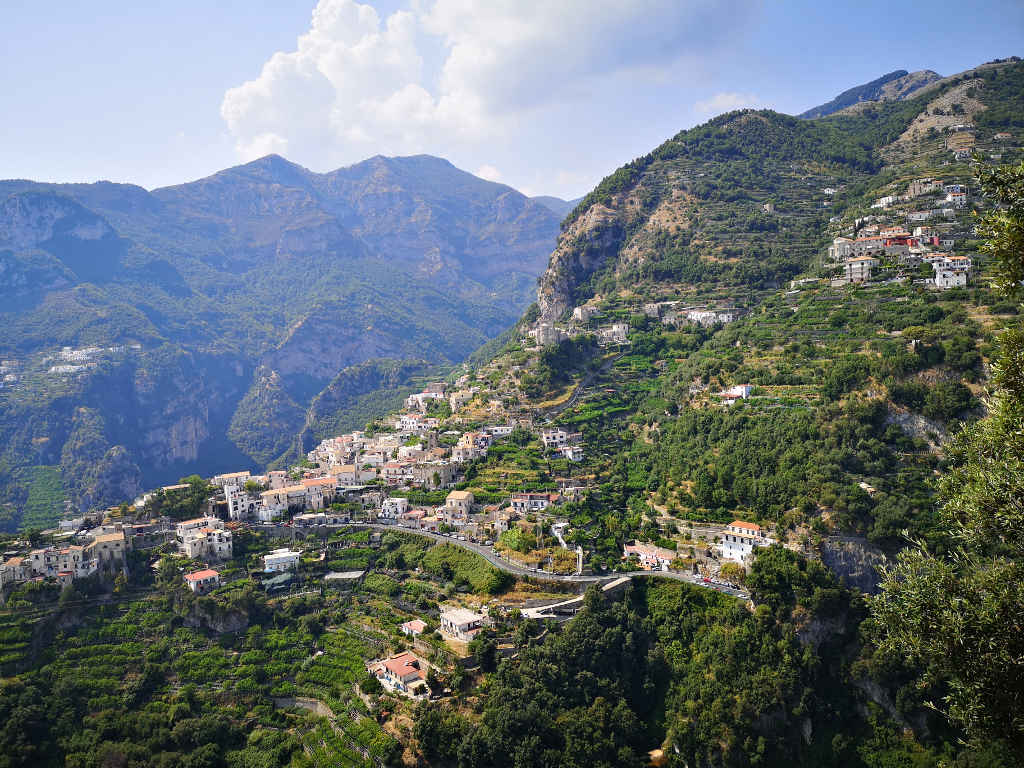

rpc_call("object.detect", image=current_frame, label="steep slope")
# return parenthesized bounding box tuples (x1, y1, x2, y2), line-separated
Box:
(471, 57, 1024, 569)
(799, 69, 941, 119)
(0, 155, 561, 528)
(538, 59, 1023, 323)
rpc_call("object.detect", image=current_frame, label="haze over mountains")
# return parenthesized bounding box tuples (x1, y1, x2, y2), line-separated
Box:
(0, 155, 565, 529)
(2, 57, 1020, 531)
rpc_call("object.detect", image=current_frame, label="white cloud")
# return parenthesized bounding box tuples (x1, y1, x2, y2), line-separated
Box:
(221, 0, 755, 196)
(694, 91, 763, 116)
(475, 164, 502, 183)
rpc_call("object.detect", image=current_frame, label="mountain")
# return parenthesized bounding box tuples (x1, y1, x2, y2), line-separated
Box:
(0, 155, 561, 529)
(538, 58, 1023, 323)
(799, 68, 942, 118)
(530, 195, 582, 219)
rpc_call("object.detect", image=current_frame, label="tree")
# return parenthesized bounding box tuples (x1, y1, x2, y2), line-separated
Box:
(871, 160, 1024, 759)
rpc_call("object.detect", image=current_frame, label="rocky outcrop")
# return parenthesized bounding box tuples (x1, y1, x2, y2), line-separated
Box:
(818, 536, 888, 594)
(538, 203, 625, 323)
(182, 601, 249, 634)
(799, 69, 941, 119)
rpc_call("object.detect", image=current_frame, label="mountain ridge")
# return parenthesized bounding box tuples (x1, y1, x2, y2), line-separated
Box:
(0, 154, 562, 529)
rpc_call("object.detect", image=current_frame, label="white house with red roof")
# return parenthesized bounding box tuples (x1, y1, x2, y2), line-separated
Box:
(369, 651, 429, 695)
(719, 520, 774, 563)
(400, 619, 428, 637)
(184, 569, 220, 594)
(623, 542, 676, 570)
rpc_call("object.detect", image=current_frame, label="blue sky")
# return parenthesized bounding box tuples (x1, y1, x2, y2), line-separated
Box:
(2, 0, 1021, 198)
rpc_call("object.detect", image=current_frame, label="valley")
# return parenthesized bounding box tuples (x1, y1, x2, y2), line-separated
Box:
(2, 55, 1023, 768)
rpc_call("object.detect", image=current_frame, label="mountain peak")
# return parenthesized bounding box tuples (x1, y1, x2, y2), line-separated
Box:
(799, 69, 942, 119)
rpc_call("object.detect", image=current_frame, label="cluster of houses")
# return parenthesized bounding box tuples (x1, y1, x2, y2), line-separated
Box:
(642, 301, 738, 328)
(0, 527, 127, 589)
(529, 301, 739, 349)
(367, 605, 488, 697)
(828, 178, 974, 290)
(622, 519, 774, 571)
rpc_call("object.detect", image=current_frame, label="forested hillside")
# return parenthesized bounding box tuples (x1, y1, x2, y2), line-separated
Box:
(0, 156, 564, 530)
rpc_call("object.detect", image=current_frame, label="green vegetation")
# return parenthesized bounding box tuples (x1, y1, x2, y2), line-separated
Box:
(415, 549, 989, 767)
(871, 160, 1024, 760)
(18, 465, 66, 531)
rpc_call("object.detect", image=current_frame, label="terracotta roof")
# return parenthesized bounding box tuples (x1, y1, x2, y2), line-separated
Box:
(729, 520, 762, 532)
(383, 651, 425, 680)
(184, 569, 220, 582)
(402, 619, 428, 633)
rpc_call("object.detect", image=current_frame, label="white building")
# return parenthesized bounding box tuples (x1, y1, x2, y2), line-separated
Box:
(184, 569, 221, 594)
(572, 305, 598, 323)
(541, 428, 582, 450)
(439, 606, 485, 640)
(843, 256, 878, 283)
(380, 496, 409, 520)
(718, 520, 773, 563)
(176, 517, 232, 560)
(264, 548, 301, 572)
(510, 492, 558, 514)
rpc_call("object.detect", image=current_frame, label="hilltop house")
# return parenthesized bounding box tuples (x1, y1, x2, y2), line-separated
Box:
(440, 606, 485, 640)
(719, 520, 773, 563)
(176, 517, 232, 560)
(264, 548, 301, 572)
(401, 619, 428, 637)
(623, 542, 676, 571)
(369, 651, 428, 695)
(510, 492, 559, 514)
(184, 569, 220, 594)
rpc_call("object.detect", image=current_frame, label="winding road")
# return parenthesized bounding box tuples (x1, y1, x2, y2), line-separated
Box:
(349, 523, 750, 600)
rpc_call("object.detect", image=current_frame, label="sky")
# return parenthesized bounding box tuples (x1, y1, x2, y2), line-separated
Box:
(2, 0, 1022, 199)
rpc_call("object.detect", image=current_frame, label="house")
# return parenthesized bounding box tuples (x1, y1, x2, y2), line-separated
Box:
(719, 520, 773, 563)
(293, 511, 348, 527)
(945, 191, 968, 208)
(935, 269, 967, 289)
(212, 470, 251, 488)
(843, 256, 878, 283)
(623, 542, 676, 570)
(405, 390, 446, 412)
(907, 210, 932, 222)
(225, 484, 260, 521)
(720, 384, 754, 401)
(530, 323, 568, 347)
(440, 606, 485, 640)
(370, 651, 428, 694)
(598, 323, 630, 345)
(906, 178, 942, 198)
(445, 490, 475, 517)
(86, 531, 127, 565)
(176, 517, 232, 560)
(184, 569, 220, 594)
(380, 496, 410, 520)
(560, 445, 584, 462)
(401, 619, 428, 637)
(264, 548, 301, 572)
(411, 462, 457, 490)
(1, 556, 31, 584)
(541, 428, 582, 450)
(510, 492, 559, 514)
(572, 305, 598, 323)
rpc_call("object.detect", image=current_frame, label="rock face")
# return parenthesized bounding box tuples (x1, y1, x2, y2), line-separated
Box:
(798, 69, 942, 119)
(0, 155, 562, 528)
(818, 537, 889, 594)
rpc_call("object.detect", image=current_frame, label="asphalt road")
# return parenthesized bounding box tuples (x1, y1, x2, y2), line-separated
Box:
(349, 523, 750, 600)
